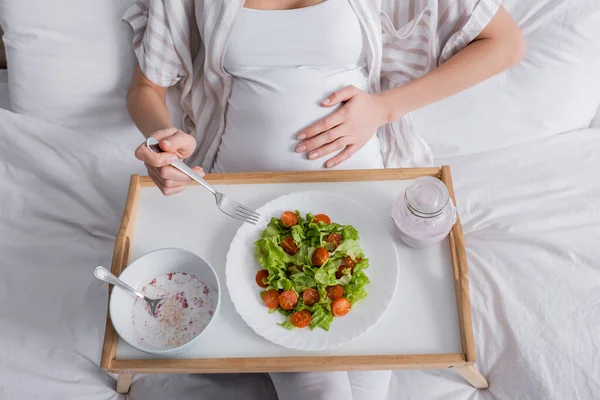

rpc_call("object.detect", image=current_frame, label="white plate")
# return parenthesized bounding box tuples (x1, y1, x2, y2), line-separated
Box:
(225, 191, 399, 351)
(109, 248, 221, 356)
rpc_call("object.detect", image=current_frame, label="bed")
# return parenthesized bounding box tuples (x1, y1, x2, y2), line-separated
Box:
(1, 1, 600, 399)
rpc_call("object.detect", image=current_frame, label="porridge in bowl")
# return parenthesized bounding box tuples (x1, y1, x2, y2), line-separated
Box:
(131, 272, 216, 349)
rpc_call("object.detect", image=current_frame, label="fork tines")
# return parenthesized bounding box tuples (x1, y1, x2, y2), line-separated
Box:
(233, 204, 260, 225)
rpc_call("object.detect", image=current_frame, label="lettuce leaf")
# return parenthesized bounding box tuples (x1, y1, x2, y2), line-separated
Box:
(261, 217, 283, 238)
(332, 239, 364, 260)
(255, 236, 286, 270)
(342, 225, 360, 240)
(290, 272, 317, 292)
(346, 270, 370, 304)
(286, 244, 313, 266)
(353, 258, 369, 274)
(275, 277, 294, 291)
(309, 305, 334, 331)
(314, 267, 338, 286)
(291, 225, 305, 244)
(278, 317, 295, 330)
(255, 213, 371, 331)
(337, 274, 352, 286)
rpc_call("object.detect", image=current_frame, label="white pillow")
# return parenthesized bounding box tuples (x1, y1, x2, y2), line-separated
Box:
(0, 0, 139, 134)
(412, 0, 600, 158)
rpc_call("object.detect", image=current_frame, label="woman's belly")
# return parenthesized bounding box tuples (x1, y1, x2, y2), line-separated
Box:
(213, 68, 383, 173)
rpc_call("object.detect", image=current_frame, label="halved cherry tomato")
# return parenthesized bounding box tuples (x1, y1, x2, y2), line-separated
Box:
(335, 265, 352, 280)
(281, 236, 299, 255)
(291, 310, 312, 328)
(312, 247, 329, 266)
(302, 288, 320, 307)
(262, 289, 280, 309)
(255, 269, 269, 288)
(326, 233, 343, 250)
(280, 211, 299, 228)
(313, 214, 331, 225)
(332, 298, 351, 317)
(279, 290, 298, 310)
(326, 285, 344, 300)
(338, 256, 361, 268)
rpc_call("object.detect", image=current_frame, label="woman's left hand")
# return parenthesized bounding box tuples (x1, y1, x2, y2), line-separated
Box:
(295, 85, 390, 168)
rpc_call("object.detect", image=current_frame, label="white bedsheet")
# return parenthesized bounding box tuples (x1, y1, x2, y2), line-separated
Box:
(0, 70, 9, 110)
(0, 109, 599, 400)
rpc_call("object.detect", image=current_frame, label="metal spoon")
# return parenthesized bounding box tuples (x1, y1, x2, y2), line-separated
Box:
(94, 266, 163, 317)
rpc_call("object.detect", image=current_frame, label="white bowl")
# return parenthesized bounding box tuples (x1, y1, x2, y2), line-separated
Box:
(109, 248, 220, 355)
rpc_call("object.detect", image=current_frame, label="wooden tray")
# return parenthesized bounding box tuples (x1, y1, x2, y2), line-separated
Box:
(99, 167, 487, 393)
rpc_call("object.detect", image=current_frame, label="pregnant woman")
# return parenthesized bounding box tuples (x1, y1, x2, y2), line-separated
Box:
(125, 0, 524, 397)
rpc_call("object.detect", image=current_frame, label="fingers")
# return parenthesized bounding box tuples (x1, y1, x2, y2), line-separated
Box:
(159, 185, 187, 196)
(147, 163, 196, 183)
(296, 106, 348, 142)
(147, 165, 204, 196)
(309, 137, 349, 161)
(324, 144, 361, 169)
(135, 128, 197, 167)
(321, 85, 360, 107)
(297, 126, 347, 158)
(148, 168, 183, 196)
(158, 130, 197, 159)
(149, 127, 180, 141)
(135, 142, 178, 168)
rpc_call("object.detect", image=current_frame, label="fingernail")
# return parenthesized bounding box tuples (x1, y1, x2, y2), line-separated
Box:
(199, 171, 206, 177)
(162, 140, 171, 148)
(322, 98, 331, 105)
(167, 156, 178, 164)
(296, 145, 306, 153)
(326, 161, 334, 168)
(297, 134, 306, 140)
(309, 152, 318, 160)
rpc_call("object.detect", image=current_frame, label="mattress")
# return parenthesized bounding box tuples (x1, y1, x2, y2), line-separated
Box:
(0, 109, 598, 399)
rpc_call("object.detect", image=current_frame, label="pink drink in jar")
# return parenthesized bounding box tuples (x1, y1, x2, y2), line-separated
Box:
(392, 177, 457, 248)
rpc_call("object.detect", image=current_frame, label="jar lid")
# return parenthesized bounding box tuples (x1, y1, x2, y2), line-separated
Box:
(404, 177, 450, 218)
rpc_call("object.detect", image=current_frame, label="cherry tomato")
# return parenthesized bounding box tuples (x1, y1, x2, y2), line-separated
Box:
(343, 256, 358, 268)
(335, 265, 352, 280)
(281, 236, 299, 255)
(291, 310, 312, 328)
(312, 247, 329, 266)
(262, 289, 280, 309)
(326, 285, 344, 300)
(279, 290, 298, 310)
(332, 297, 351, 317)
(302, 288, 320, 307)
(326, 233, 343, 249)
(280, 211, 299, 228)
(313, 214, 331, 225)
(255, 269, 269, 288)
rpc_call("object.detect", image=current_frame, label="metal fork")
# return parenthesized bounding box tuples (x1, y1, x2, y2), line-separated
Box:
(145, 137, 259, 225)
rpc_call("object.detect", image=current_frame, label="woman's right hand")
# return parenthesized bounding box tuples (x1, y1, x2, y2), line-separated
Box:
(134, 127, 203, 196)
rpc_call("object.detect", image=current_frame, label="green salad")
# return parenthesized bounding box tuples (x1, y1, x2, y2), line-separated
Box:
(254, 211, 370, 331)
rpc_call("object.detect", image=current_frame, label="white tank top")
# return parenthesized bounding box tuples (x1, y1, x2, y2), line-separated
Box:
(213, 0, 384, 173)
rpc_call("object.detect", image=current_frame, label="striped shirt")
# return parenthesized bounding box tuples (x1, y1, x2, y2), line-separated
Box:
(123, 0, 501, 172)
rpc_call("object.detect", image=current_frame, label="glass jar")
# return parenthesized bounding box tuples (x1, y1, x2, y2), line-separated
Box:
(391, 176, 457, 248)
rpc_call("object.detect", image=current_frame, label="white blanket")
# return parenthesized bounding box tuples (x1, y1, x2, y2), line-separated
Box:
(1, 109, 599, 399)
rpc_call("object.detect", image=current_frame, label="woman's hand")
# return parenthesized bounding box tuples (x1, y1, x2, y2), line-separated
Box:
(295, 86, 391, 168)
(134, 127, 203, 196)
